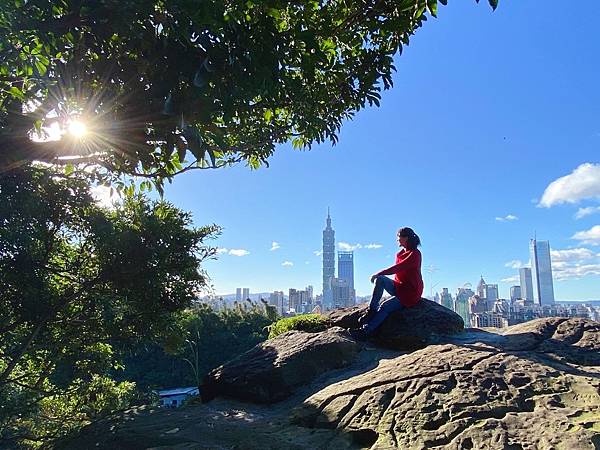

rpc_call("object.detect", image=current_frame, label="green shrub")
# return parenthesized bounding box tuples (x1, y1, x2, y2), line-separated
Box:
(268, 314, 330, 339)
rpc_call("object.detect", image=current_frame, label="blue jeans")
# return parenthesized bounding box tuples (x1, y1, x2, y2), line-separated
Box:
(364, 275, 404, 335)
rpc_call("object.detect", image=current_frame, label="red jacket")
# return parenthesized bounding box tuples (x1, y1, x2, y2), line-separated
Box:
(376, 248, 424, 307)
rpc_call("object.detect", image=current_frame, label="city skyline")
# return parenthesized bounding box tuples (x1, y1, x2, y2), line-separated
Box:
(160, 1, 600, 301)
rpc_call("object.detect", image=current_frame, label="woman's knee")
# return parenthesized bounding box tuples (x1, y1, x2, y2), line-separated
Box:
(375, 275, 386, 285)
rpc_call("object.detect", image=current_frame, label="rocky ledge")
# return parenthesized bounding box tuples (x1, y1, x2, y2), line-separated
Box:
(56, 317, 600, 450)
(326, 299, 465, 350)
(293, 317, 600, 449)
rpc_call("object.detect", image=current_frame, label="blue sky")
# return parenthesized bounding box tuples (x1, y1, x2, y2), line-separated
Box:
(158, 1, 600, 300)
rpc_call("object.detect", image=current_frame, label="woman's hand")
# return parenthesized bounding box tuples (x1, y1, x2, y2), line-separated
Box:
(370, 274, 378, 283)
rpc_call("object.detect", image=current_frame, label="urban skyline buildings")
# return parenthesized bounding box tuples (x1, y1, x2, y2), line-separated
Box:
(322, 209, 335, 309)
(530, 239, 555, 305)
(338, 251, 355, 305)
(519, 267, 534, 303)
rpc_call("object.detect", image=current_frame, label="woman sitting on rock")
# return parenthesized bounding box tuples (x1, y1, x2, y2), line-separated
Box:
(350, 227, 424, 341)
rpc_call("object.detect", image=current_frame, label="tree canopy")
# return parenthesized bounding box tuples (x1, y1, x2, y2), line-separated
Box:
(0, 167, 220, 446)
(1, 0, 497, 188)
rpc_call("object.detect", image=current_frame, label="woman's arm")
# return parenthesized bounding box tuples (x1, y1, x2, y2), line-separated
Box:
(375, 250, 420, 276)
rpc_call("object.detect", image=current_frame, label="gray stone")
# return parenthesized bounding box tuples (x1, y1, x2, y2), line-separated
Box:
(326, 299, 465, 350)
(202, 326, 362, 404)
(293, 318, 600, 449)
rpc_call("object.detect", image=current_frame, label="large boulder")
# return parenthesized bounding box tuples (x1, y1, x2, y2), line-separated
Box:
(326, 299, 464, 350)
(202, 326, 362, 404)
(56, 318, 600, 449)
(292, 318, 600, 449)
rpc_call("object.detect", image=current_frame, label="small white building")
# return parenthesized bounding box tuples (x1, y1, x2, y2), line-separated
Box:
(156, 387, 199, 408)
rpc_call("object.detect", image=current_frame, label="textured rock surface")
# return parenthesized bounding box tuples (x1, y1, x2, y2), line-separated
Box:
(326, 299, 464, 350)
(202, 326, 362, 403)
(56, 318, 600, 449)
(293, 318, 600, 449)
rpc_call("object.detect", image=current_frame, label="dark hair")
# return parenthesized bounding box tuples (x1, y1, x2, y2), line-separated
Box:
(398, 227, 421, 250)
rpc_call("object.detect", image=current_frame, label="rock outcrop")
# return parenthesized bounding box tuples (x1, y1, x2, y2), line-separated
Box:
(326, 299, 464, 349)
(56, 318, 600, 450)
(292, 318, 600, 449)
(202, 326, 362, 403)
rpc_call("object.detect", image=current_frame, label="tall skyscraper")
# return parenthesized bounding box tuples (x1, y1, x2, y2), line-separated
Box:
(440, 288, 454, 310)
(455, 287, 474, 326)
(530, 239, 555, 305)
(242, 288, 250, 301)
(476, 276, 487, 298)
(519, 267, 534, 302)
(331, 277, 351, 308)
(269, 291, 285, 315)
(338, 251, 355, 304)
(288, 288, 300, 313)
(235, 288, 242, 302)
(322, 209, 335, 309)
(485, 284, 499, 303)
(510, 286, 521, 302)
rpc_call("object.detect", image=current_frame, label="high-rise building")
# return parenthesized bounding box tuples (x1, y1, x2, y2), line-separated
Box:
(469, 295, 488, 314)
(331, 277, 351, 309)
(235, 288, 242, 302)
(338, 251, 355, 305)
(242, 288, 250, 301)
(485, 284, 499, 303)
(269, 291, 285, 315)
(519, 267, 534, 302)
(530, 239, 555, 305)
(305, 285, 314, 303)
(322, 209, 335, 310)
(288, 288, 300, 313)
(440, 288, 454, 311)
(455, 287, 474, 326)
(510, 286, 521, 302)
(476, 276, 487, 298)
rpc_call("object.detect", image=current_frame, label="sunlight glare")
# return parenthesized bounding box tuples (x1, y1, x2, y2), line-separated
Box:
(68, 120, 88, 138)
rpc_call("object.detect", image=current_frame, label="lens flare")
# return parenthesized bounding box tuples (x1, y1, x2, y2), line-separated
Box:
(68, 120, 88, 138)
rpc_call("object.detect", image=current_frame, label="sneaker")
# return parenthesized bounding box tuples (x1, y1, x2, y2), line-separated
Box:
(357, 309, 375, 327)
(349, 328, 368, 341)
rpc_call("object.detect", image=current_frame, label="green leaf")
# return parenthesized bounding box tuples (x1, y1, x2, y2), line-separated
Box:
(427, 0, 438, 17)
(263, 109, 273, 123)
(65, 163, 74, 176)
(34, 60, 47, 76)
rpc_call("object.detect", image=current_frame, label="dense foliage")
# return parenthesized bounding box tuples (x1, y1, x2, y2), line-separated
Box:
(116, 301, 278, 390)
(268, 313, 330, 338)
(0, 167, 220, 448)
(1, 0, 497, 189)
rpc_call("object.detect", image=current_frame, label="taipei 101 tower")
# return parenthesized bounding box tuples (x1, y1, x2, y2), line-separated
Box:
(322, 209, 335, 309)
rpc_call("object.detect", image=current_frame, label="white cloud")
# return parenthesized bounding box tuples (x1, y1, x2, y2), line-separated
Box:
(575, 206, 600, 220)
(553, 264, 600, 281)
(282, 261, 293, 267)
(229, 249, 250, 256)
(551, 247, 596, 262)
(338, 242, 362, 251)
(270, 241, 280, 251)
(572, 225, 600, 246)
(216, 248, 229, 254)
(364, 243, 383, 249)
(495, 214, 518, 222)
(549, 245, 600, 281)
(504, 260, 524, 269)
(314, 250, 323, 256)
(539, 163, 600, 207)
(501, 275, 519, 283)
